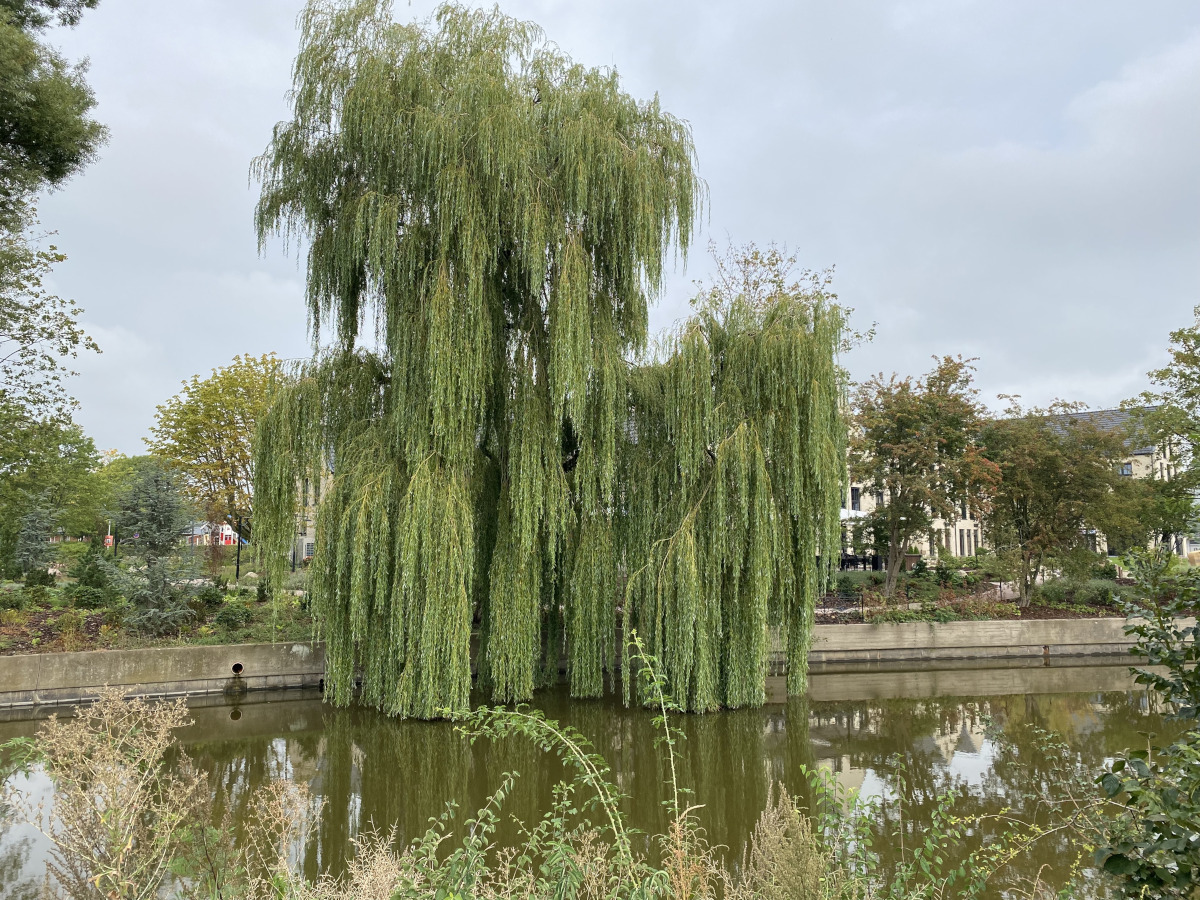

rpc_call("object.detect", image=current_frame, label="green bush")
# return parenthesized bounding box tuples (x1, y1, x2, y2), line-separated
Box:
(1075, 578, 1118, 607)
(0, 588, 28, 611)
(1036, 577, 1071, 605)
(1092, 559, 1119, 580)
(24, 568, 54, 588)
(21, 584, 50, 606)
(214, 602, 253, 630)
(835, 573, 856, 595)
(63, 584, 113, 610)
(69, 540, 111, 591)
(55, 540, 91, 562)
(194, 583, 224, 613)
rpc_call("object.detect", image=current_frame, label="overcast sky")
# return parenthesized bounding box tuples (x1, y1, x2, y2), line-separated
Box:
(37, 0, 1200, 454)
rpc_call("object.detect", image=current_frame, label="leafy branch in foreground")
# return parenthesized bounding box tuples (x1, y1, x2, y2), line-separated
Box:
(1096, 548, 1200, 896)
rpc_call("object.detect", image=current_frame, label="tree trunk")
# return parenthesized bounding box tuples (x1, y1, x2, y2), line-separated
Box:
(1017, 554, 1035, 608)
(884, 529, 904, 598)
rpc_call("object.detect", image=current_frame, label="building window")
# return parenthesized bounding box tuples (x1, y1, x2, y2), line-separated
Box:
(876, 491, 885, 507)
(974, 528, 980, 553)
(850, 487, 861, 512)
(305, 542, 315, 558)
(1118, 463, 1133, 477)
(960, 501, 968, 520)
(959, 529, 965, 557)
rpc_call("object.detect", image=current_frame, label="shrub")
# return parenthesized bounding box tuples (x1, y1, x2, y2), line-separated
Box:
(1098, 549, 1200, 893)
(0, 587, 28, 611)
(256, 579, 272, 603)
(21, 584, 50, 607)
(63, 584, 112, 610)
(194, 582, 224, 613)
(69, 539, 111, 590)
(1036, 577, 1071, 605)
(1092, 559, 1119, 581)
(0, 689, 207, 900)
(0, 608, 26, 627)
(214, 602, 253, 630)
(24, 568, 54, 588)
(835, 573, 856, 595)
(51, 608, 86, 649)
(1075, 578, 1120, 608)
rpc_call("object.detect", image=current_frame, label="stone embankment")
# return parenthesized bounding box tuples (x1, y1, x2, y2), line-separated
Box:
(0, 641, 324, 709)
(0, 617, 1154, 709)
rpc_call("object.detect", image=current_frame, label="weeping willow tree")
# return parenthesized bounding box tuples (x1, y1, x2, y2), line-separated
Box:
(252, 0, 845, 719)
(620, 249, 846, 710)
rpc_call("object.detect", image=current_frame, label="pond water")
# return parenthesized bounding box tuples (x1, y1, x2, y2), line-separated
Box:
(0, 659, 1175, 898)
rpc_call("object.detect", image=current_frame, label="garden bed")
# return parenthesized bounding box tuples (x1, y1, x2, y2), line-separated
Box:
(0, 582, 314, 656)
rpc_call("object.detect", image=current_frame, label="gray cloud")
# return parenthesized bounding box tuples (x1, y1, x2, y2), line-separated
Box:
(36, 0, 1200, 451)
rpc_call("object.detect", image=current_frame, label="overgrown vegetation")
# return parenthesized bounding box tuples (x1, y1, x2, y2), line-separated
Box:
(1096, 549, 1200, 895)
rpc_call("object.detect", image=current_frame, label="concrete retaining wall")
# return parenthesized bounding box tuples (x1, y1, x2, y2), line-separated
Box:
(808, 617, 1137, 664)
(0, 618, 1146, 709)
(0, 642, 324, 708)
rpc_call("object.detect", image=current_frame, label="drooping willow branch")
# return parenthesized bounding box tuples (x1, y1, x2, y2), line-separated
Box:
(252, 1, 846, 718)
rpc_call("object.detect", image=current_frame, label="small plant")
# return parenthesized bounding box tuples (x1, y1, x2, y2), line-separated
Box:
(0, 607, 27, 627)
(21, 583, 50, 607)
(24, 568, 55, 588)
(0, 587, 28, 611)
(193, 581, 224, 613)
(62, 584, 113, 610)
(214, 601, 254, 630)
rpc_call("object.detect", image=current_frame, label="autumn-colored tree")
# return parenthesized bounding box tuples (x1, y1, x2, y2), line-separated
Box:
(980, 400, 1133, 605)
(146, 353, 281, 530)
(849, 356, 997, 597)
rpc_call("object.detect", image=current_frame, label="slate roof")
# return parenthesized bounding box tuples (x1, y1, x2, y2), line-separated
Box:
(1043, 406, 1157, 455)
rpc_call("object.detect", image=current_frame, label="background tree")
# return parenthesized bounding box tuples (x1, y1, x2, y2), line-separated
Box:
(1125, 305, 1200, 549)
(13, 490, 53, 573)
(0, 0, 104, 224)
(0, 0, 103, 481)
(849, 356, 996, 597)
(109, 459, 199, 634)
(147, 353, 281, 532)
(980, 400, 1132, 605)
(0, 225, 98, 421)
(252, 2, 844, 718)
(0, 416, 96, 572)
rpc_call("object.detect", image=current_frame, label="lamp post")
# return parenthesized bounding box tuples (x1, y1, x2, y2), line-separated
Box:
(228, 515, 248, 582)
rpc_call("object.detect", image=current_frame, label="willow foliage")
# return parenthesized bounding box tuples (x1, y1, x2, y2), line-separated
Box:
(253, 1, 844, 718)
